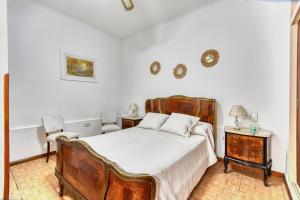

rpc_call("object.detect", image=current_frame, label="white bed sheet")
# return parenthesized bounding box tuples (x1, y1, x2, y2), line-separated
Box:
(81, 127, 217, 200)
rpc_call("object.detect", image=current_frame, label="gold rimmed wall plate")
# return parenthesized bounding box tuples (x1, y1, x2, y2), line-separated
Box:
(201, 49, 219, 68)
(173, 64, 187, 79)
(150, 61, 161, 75)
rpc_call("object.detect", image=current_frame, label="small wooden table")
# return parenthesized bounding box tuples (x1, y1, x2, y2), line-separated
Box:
(224, 126, 273, 186)
(121, 116, 143, 129)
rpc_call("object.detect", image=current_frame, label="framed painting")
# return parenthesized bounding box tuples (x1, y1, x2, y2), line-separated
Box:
(61, 51, 97, 83)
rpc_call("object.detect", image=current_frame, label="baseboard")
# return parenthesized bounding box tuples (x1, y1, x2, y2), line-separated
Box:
(10, 151, 56, 166)
(217, 157, 283, 178)
(284, 173, 300, 200)
(283, 174, 293, 200)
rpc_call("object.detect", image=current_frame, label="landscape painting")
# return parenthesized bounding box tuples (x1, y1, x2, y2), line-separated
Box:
(61, 51, 97, 82)
(66, 56, 94, 78)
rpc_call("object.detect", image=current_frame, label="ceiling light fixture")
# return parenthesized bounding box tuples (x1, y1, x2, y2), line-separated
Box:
(121, 0, 134, 11)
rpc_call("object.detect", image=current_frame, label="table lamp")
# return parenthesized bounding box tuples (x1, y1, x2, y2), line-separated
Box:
(229, 105, 247, 130)
(129, 103, 138, 118)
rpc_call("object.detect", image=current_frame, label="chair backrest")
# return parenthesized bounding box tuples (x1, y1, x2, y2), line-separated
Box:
(101, 111, 118, 124)
(42, 115, 64, 133)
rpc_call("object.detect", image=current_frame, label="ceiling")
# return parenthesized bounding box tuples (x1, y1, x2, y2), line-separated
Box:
(28, 0, 221, 38)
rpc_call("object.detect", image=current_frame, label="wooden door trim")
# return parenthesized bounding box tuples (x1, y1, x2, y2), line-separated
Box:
(292, 3, 300, 25)
(3, 74, 9, 200)
(297, 23, 300, 186)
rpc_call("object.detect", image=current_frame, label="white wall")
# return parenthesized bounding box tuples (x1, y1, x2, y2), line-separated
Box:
(8, 0, 122, 161)
(121, 0, 291, 172)
(0, 0, 8, 195)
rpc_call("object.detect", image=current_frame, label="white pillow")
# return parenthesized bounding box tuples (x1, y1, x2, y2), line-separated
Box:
(191, 121, 215, 149)
(159, 113, 200, 137)
(137, 112, 169, 130)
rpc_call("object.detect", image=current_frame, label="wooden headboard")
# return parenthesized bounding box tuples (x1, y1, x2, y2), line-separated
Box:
(145, 95, 217, 139)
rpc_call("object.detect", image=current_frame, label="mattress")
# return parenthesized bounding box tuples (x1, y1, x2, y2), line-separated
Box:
(81, 127, 217, 200)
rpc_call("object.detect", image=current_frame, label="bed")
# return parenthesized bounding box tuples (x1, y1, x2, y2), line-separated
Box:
(55, 95, 217, 200)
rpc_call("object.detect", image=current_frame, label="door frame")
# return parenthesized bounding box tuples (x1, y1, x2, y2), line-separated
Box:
(297, 22, 300, 186)
(3, 74, 9, 200)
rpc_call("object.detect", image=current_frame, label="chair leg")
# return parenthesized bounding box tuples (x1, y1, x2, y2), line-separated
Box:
(59, 181, 64, 197)
(46, 142, 50, 163)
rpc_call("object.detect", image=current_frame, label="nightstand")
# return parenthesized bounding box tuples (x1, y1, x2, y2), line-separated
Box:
(121, 116, 143, 129)
(224, 126, 273, 186)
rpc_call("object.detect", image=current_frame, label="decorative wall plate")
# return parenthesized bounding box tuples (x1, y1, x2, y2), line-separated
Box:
(173, 64, 187, 79)
(150, 61, 161, 75)
(201, 49, 219, 68)
(121, 0, 134, 11)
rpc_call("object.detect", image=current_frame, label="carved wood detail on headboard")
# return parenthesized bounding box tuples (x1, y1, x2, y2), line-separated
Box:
(145, 95, 217, 142)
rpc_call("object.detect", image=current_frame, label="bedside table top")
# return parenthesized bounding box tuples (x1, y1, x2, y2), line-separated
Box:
(224, 126, 273, 138)
(121, 116, 143, 120)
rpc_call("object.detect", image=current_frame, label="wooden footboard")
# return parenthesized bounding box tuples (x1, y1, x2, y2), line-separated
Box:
(55, 136, 156, 200)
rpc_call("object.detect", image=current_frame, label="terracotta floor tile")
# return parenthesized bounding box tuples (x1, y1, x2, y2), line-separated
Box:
(9, 155, 290, 200)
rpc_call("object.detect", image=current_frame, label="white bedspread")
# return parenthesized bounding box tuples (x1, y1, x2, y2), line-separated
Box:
(81, 127, 217, 200)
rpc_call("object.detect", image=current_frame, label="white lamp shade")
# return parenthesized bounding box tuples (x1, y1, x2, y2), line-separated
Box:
(129, 103, 138, 111)
(229, 105, 247, 117)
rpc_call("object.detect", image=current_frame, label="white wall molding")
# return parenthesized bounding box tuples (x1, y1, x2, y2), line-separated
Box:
(10, 118, 101, 131)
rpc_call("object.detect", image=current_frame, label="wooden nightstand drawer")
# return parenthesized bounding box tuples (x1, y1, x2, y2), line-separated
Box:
(226, 133, 264, 164)
(122, 119, 135, 129)
(122, 117, 142, 129)
(224, 126, 272, 186)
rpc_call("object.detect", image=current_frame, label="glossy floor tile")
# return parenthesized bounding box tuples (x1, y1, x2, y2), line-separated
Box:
(9, 155, 290, 200)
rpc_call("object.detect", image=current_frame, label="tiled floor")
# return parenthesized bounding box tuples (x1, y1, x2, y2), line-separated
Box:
(9, 155, 290, 200)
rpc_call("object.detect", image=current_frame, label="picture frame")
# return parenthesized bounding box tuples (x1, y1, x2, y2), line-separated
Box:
(60, 50, 97, 83)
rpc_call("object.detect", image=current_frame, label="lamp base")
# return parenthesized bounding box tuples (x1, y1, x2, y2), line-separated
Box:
(233, 116, 240, 130)
(130, 111, 138, 118)
(233, 126, 241, 130)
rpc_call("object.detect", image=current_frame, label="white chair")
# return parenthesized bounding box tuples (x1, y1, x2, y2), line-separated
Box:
(42, 115, 79, 163)
(100, 111, 121, 133)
